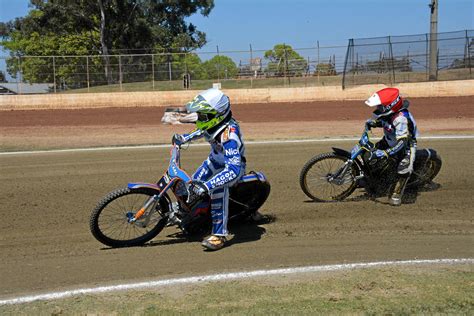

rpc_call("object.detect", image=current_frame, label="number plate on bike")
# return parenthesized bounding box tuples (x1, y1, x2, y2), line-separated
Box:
(351, 144, 361, 156)
(157, 173, 171, 189)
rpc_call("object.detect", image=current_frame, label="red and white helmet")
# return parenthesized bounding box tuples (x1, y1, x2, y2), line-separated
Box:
(365, 87, 404, 119)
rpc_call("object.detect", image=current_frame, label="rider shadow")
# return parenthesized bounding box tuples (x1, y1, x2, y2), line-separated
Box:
(372, 181, 442, 206)
(143, 214, 277, 249)
(226, 214, 277, 248)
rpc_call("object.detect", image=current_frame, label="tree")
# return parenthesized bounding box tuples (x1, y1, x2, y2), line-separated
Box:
(201, 55, 238, 80)
(264, 44, 308, 77)
(0, 70, 6, 82)
(0, 0, 214, 86)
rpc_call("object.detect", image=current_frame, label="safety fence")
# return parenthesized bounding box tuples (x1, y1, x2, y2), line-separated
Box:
(0, 29, 472, 94)
(342, 30, 473, 89)
(0, 44, 347, 94)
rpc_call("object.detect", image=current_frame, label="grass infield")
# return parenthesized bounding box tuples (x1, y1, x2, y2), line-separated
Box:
(1, 264, 472, 315)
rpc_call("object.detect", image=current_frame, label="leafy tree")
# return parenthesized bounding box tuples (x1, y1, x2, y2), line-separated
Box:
(201, 55, 238, 79)
(0, 70, 6, 82)
(264, 44, 308, 77)
(179, 53, 206, 80)
(315, 63, 337, 76)
(0, 0, 214, 86)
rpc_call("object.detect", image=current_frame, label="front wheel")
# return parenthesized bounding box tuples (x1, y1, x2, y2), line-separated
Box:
(89, 187, 170, 247)
(299, 153, 358, 202)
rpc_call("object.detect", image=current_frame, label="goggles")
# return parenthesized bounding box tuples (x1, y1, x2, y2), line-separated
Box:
(197, 112, 216, 122)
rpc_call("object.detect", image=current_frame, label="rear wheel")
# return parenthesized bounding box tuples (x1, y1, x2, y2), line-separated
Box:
(408, 150, 442, 188)
(299, 153, 358, 202)
(89, 187, 170, 247)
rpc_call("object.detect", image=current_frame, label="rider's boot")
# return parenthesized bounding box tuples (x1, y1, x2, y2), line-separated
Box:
(389, 176, 409, 206)
(202, 235, 227, 251)
(251, 211, 263, 222)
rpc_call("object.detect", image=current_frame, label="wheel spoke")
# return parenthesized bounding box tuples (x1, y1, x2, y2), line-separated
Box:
(94, 191, 165, 243)
(301, 155, 356, 201)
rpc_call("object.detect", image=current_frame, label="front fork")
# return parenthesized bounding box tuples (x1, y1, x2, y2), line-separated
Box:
(328, 160, 354, 185)
(128, 195, 160, 225)
(328, 159, 364, 185)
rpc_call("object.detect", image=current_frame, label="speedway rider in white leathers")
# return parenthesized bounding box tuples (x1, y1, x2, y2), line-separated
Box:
(364, 87, 419, 206)
(173, 88, 245, 251)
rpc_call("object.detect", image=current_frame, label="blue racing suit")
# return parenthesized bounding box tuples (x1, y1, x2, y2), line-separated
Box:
(180, 118, 246, 236)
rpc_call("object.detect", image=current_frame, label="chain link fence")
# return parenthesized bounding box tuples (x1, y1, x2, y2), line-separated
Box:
(1, 29, 472, 94)
(0, 43, 347, 94)
(342, 30, 473, 89)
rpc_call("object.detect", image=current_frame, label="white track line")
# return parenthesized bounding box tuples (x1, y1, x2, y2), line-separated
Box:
(1, 135, 474, 156)
(0, 258, 472, 306)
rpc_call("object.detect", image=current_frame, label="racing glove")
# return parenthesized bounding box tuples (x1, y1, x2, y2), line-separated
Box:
(172, 134, 185, 146)
(186, 180, 209, 205)
(370, 149, 388, 160)
(365, 119, 381, 130)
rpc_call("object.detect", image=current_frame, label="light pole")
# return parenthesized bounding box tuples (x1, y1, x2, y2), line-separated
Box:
(429, 0, 438, 81)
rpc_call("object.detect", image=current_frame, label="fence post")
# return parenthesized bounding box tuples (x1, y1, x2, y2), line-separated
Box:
(317, 40, 320, 84)
(151, 54, 155, 90)
(342, 39, 353, 90)
(425, 33, 429, 80)
(119, 55, 123, 91)
(388, 36, 395, 84)
(216, 45, 220, 83)
(86, 56, 90, 92)
(466, 30, 472, 79)
(284, 44, 290, 86)
(17, 56, 22, 94)
(168, 53, 172, 81)
(53, 56, 57, 93)
(249, 43, 253, 88)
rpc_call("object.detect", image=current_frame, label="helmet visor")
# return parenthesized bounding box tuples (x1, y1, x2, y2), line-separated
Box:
(373, 105, 386, 115)
(197, 112, 216, 122)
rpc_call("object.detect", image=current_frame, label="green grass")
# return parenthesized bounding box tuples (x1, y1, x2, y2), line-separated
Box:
(63, 75, 343, 93)
(1, 264, 472, 315)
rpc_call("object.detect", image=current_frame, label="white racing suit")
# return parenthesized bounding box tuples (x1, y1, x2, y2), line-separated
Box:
(181, 118, 246, 236)
(371, 108, 419, 204)
(376, 109, 419, 174)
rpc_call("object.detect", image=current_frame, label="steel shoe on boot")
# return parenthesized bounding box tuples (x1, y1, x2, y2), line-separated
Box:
(389, 193, 402, 206)
(202, 235, 226, 251)
(251, 211, 263, 222)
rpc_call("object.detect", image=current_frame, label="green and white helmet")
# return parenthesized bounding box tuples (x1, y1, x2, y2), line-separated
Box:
(186, 88, 231, 131)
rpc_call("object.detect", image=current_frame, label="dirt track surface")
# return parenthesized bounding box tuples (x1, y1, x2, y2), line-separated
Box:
(0, 96, 473, 299)
(1, 96, 473, 151)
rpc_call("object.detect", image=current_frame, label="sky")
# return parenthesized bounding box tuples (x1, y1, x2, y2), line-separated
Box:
(1, 0, 472, 52)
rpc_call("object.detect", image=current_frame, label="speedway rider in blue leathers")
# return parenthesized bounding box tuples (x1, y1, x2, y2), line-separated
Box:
(172, 88, 245, 251)
(364, 87, 419, 206)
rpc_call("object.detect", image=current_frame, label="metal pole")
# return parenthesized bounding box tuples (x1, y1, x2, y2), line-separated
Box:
(317, 40, 320, 84)
(425, 33, 429, 80)
(18, 56, 22, 94)
(53, 56, 57, 93)
(119, 55, 123, 91)
(466, 30, 472, 79)
(168, 54, 172, 81)
(429, 0, 438, 80)
(388, 36, 396, 84)
(284, 44, 289, 86)
(216, 45, 220, 83)
(342, 39, 353, 90)
(152, 54, 155, 89)
(250, 43, 253, 88)
(86, 56, 90, 92)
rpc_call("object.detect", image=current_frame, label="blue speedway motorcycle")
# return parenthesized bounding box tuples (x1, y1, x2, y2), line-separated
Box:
(299, 127, 442, 202)
(90, 137, 270, 247)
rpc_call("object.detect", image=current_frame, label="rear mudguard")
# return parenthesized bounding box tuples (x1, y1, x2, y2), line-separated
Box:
(229, 171, 271, 219)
